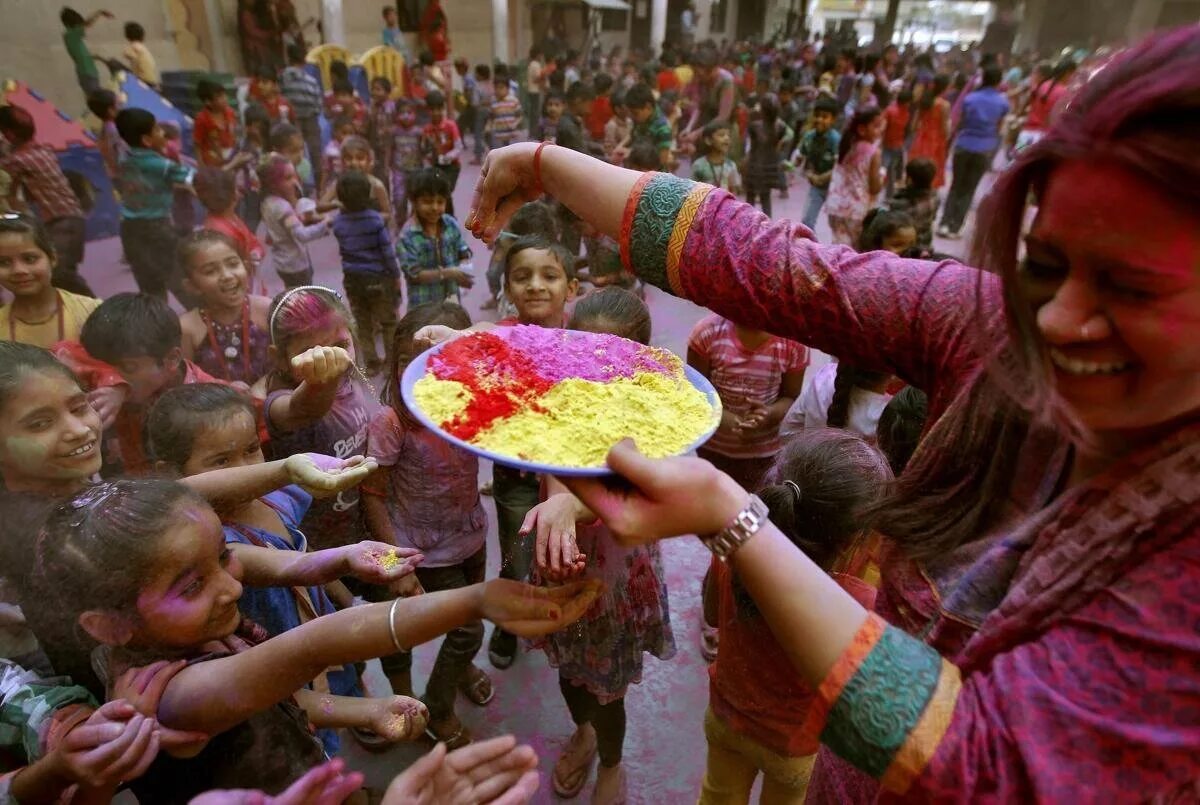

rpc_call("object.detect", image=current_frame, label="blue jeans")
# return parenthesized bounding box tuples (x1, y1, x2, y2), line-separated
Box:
(802, 185, 828, 232)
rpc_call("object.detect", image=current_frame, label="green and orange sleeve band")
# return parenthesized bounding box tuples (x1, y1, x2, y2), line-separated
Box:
(801, 613, 964, 796)
(619, 173, 716, 296)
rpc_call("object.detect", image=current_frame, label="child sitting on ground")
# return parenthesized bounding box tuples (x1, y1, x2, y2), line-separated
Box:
(701, 429, 889, 804)
(363, 301, 495, 748)
(177, 229, 273, 387)
(0, 213, 100, 349)
(397, 168, 473, 306)
(332, 171, 402, 375)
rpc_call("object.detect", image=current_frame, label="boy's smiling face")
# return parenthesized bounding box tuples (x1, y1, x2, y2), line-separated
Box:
(505, 247, 579, 327)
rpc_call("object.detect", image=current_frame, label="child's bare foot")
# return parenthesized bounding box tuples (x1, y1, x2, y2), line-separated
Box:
(425, 712, 471, 750)
(592, 764, 627, 805)
(553, 724, 597, 798)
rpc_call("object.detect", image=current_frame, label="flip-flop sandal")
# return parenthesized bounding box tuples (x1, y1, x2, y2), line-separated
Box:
(459, 667, 495, 706)
(425, 721, 472, 751)
(553, 731, 597, 799)
(349, 726, 393, 753)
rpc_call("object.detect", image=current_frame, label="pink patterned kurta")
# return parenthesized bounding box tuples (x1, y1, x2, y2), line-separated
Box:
(618, 172, 1200, 802)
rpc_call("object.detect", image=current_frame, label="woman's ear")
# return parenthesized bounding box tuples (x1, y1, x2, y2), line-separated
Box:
(79, 609, 134, 646)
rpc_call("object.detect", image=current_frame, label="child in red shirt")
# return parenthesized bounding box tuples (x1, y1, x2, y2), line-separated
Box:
(701, 429, 890, 803)
(194, 79, 237, 167)
(420, 90, 464, 215)
(881, 89, 912, 197)
(195, 166, 266, 283)
(251, 68, 294, 123)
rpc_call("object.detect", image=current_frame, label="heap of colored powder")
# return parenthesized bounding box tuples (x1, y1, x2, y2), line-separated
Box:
(503, 325, 680, 382)
(412, 377, 471, 424)
(375, 549, 401, 571)
(473, 372, 719, 467)
(426, 332, 554, 440)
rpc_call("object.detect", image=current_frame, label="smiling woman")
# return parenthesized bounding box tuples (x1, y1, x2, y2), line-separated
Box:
(464, 23, 1200, 803)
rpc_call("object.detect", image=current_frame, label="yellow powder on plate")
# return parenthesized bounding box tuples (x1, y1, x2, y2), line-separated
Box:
(472, 372, 719, 468)
(412, 376, 471, 423)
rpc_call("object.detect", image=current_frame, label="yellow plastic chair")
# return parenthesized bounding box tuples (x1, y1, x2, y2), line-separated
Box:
(306, 44, 354, 90)
(359, 46, 407, 98)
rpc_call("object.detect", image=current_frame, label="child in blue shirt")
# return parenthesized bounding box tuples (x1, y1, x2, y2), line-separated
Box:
(332, 171, 402, 375)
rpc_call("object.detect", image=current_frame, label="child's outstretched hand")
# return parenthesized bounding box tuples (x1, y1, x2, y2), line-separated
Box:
(189, 758, 365, 804)
(290, 346, 353, 387)
(51, 701, 161, 791)
(285, 453, 379, 498)
(381, 736, 540, 805)
(522, 494, 587, 582)
(479, 579, 602, 637)
(366, 695, 429, 742)
(344, 541, 423, 585)
(412, 324, 466, 350)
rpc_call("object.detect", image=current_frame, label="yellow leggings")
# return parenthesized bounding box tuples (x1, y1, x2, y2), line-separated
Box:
(698, 708, 816, 805)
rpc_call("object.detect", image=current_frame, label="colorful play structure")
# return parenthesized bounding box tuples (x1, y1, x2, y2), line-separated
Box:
(3, 43, 412, 242)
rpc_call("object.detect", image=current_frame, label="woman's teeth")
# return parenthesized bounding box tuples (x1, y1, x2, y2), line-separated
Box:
(1049, 349, 1132, 376)
(65, 441, 95, 458)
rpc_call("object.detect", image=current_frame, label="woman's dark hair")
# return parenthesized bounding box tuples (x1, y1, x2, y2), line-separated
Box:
(86, 89, 118, 120)
(877, 386, 928, 476)
(27, 481, 208, 675)
(826, 363, 891, 429)
(839, 107, 881, 163)
(81, 293, 181, 364)
(407, 167, 452, 202)
(0, 211, 56, 261)
(504, 235, 575, 285)
(337, 170, 374, 212)
(904, 157, 936, 191)
(918, 73, 951, 110)
(734, 429, 891, 617)
(178, 228, 240, 275)
(115, 108, 156, 149)
(384, 301, 471, 415)
(146, 383, 256, 471)
(569, 287, 651, 345)
(857, 208, 915, 252)
(881, 27, 1200, 561)
(193, 166, 237, 212)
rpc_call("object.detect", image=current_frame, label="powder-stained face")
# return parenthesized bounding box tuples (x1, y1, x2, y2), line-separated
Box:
(0, 370, 101, 489)
(131, 504, 244, 649)
(0, 233, 53, 298)
(505, 248, 579, 328)
(181, 410, 263, 477)
(1021, 159, 1200, 434)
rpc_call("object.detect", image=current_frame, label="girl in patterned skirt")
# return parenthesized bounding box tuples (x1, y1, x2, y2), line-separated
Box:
(521, 288, 676, 805)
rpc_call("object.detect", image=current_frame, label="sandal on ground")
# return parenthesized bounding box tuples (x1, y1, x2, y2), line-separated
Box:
(591, 765, 627, 805)
(425, 716, 472, 750)
(349, 726, 394, 753)
(459, 665, 495, 706)
(553, 727, 597, 799)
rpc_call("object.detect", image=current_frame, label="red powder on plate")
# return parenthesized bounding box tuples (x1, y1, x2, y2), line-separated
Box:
(429, 332, 554, 440)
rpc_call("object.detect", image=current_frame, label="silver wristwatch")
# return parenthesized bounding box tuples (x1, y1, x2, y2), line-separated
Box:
(700, 494, 769, 560)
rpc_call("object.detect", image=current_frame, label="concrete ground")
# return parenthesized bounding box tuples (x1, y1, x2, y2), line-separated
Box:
(81, 159, 972, 803)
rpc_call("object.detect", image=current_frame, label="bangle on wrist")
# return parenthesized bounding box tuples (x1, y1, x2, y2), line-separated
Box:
(387, 598, 402, 651)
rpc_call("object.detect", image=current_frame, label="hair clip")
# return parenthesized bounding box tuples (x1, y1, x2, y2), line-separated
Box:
(784, 479, 802, 504)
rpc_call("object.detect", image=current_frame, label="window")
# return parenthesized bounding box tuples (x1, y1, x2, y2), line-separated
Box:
(710, 0, 727, 33)
(602, 9, 629, 30)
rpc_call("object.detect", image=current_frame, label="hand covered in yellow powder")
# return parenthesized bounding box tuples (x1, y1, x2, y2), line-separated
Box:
(284, 453, 378, 498)
(343, 541, 423, 585)
(366, 696, 429, 742)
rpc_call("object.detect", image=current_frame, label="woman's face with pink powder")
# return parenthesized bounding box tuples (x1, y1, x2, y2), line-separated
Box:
(1019, 159, 1200, 436)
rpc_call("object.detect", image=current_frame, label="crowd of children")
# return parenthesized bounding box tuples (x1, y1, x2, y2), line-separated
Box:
(0, 9, 1090, 803)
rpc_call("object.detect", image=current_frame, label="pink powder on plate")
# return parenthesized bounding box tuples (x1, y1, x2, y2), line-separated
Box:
(503, 325, 677, 382)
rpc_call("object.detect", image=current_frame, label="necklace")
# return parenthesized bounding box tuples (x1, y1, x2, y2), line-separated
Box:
(201, 302, 253, 381)
(9, 291, 64, 343)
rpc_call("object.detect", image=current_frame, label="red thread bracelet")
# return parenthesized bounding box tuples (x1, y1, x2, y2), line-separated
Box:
(532, 141, 549, 197)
